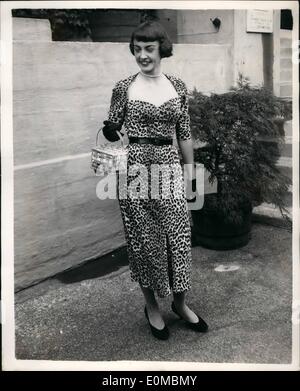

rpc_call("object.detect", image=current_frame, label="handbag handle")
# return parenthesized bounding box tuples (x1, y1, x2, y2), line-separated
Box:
(96, 128, 124, 147)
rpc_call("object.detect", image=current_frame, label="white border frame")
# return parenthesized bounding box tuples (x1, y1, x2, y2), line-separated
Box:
(1, 0, 299, 371)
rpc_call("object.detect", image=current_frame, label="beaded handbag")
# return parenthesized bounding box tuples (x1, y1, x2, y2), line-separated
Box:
(91, 128, 128, 175)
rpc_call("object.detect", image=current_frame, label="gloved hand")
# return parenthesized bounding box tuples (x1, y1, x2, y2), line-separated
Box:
(102, 120, 124, 142)
(186, 178, 197, 203)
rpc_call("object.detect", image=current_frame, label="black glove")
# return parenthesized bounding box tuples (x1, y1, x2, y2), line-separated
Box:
(186, 178, 197, 203)
(102, 120, 124, 142)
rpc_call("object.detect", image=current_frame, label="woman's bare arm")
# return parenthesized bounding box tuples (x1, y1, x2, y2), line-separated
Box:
(178, 138, 195, 180)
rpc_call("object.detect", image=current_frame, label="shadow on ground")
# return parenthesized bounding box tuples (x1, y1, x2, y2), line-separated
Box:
(15, 223, 293, 365)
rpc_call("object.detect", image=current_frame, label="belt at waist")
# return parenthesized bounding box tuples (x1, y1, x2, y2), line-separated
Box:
(129, 137, 173, 146)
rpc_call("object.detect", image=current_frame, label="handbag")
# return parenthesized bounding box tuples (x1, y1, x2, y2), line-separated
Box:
(91, 127, 128, 175)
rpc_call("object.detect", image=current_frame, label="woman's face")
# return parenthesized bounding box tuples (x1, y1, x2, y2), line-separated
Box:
(133, 39, 161, 74)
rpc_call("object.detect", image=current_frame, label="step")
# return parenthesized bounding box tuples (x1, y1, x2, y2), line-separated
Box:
(278, 166, 292, 184)
(280, 142, 292, 158)
(254, 152, 293, 223)
(280, 30, 292, 38)
(280, 58, 292, 69)
(280, 37, 292, 48)
(280, 47, 292, 57)
(280, 69, 292, 82)
(284, 120, 292, 137)
(256, 136, 292, 158)
(284, 190, 293, 208)
(252, 203, 292, 229)
(277, 156, 292, 168)
(277, 163, 292, 188)
(280, 83, 292, 98)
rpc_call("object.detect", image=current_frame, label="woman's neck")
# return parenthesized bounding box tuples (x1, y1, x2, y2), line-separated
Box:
(139, 71, 164, 85)
(139, 64, 163, 79)
(140, 70, 163, 78)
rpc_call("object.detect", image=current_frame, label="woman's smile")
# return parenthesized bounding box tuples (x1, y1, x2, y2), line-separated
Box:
(140, 61, 151, 66)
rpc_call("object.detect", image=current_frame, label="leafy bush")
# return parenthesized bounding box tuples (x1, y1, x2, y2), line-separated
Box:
(12, 9, 158, 41)
(12, 9, 93, 40)
(189, 75, 292, 224)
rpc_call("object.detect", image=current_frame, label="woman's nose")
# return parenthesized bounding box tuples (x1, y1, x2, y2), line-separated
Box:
(140, 50, 148, 59)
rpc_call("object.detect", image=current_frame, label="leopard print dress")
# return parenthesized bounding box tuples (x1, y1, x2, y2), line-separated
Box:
(107, 72, 192, 298)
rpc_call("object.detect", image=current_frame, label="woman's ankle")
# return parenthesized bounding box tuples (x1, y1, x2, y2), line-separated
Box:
(173, 301, 187, 312)
(145, 301, 160, 312)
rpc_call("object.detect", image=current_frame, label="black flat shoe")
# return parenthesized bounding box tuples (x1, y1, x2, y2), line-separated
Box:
(171, 302, 208, 332)
(144, 307, 169, 340)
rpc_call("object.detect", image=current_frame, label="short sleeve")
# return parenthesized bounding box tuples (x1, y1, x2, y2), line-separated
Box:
(176, 82, 192, 141)
(107, 81, 126, 126)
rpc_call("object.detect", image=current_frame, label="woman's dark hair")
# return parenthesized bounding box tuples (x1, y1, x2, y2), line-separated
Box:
(129, 20, 173, 58)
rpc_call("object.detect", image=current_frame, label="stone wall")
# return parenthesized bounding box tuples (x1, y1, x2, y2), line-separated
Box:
(233, 10, 264, 87)
(177, 9, 235, 45)
(13, 17, 233, 290)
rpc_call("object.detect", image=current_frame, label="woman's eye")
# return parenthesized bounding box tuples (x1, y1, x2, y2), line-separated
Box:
(134, 47, 155, 53)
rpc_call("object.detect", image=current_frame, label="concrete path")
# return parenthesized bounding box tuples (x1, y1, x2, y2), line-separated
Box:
(15, 223, 292, 364)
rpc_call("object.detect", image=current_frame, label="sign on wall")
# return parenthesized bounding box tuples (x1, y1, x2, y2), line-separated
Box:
(246, 9, 273, 33)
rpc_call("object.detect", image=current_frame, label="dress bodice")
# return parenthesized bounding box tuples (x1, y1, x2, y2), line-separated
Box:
(107, 73, 191, 142)
(124, 96, 182, 139)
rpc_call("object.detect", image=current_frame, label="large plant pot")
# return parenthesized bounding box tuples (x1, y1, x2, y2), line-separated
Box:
(191, 194, 253, 250)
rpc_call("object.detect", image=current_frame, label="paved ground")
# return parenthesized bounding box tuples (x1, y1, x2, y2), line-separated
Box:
(15, 223, 293, 364)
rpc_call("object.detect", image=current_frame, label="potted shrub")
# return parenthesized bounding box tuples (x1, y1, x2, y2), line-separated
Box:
(188, 75, 292, 250)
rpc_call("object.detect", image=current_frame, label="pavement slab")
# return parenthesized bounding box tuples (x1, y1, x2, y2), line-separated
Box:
(15, 223, 293, 364)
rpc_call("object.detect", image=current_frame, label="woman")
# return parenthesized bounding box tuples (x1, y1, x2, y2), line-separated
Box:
(102, 20, 208, 340)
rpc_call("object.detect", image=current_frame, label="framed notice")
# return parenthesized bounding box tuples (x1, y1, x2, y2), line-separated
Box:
(246, 9, 273, 33)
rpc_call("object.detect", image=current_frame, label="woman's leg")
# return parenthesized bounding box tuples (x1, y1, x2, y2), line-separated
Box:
(173, 291, 199, 323)
(140, 284, 165, 330)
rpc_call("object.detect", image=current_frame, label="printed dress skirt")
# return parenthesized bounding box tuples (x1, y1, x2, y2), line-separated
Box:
(117, 143, 192, 298)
